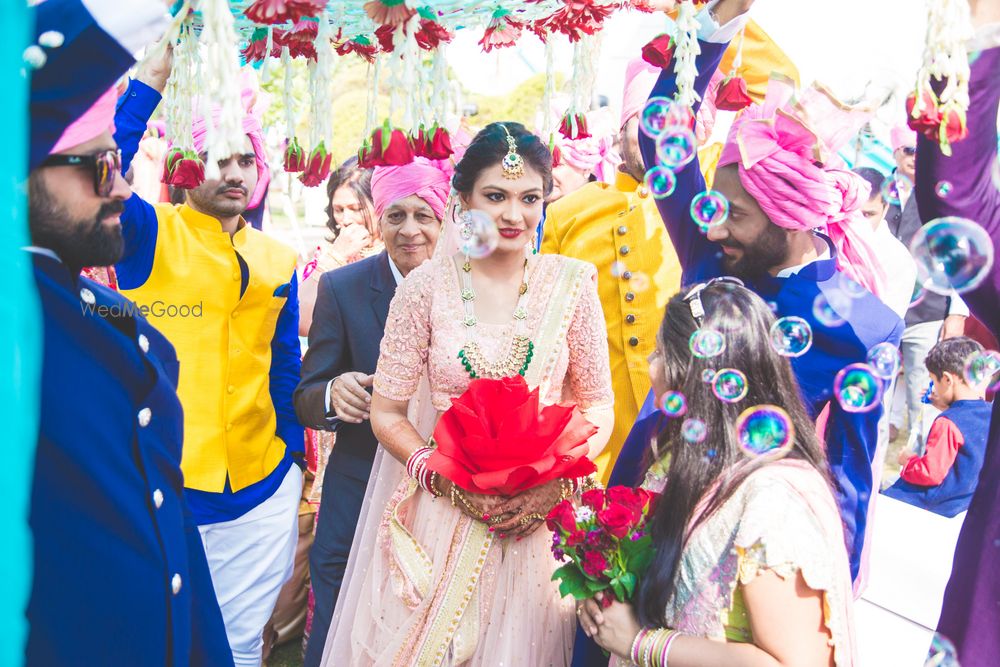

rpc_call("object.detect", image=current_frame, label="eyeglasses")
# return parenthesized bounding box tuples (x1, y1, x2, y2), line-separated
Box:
(900, 146, 916, 157)
(682, 276, 744, 327)
(39, 149, 122, 198)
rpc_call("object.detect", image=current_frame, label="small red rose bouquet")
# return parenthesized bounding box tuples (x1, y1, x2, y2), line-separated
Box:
(426, 376, 598, 496)
(547, 486, 658, 605)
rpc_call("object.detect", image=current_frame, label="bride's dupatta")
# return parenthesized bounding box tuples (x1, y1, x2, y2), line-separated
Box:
(321, 255, 594, 665)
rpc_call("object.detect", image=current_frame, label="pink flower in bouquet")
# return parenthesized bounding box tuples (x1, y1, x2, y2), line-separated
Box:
(427, 376, 598, 496)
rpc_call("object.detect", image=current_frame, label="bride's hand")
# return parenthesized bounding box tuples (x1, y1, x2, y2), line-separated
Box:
(488, 479, 565, 538)
(441, 479, 508, 523)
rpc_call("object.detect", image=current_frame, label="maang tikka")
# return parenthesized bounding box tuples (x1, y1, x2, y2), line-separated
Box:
(500, 124, 525, 180)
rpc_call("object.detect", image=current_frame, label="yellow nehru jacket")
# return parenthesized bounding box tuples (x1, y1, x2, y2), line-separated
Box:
(120, 204, 298, 492)
(542, 172, 682, 482)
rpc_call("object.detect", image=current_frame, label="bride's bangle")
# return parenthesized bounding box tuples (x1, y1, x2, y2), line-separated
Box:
(405, 446, 439, 496)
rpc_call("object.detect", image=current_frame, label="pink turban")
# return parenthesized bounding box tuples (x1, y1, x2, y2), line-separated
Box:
(51, 86, 119, 154)
(889, 125, 916, 151)
(620, 58, 660, 129)
(190, 85, 270, 209)
(717, 75, 887, 298)
(370, 157, 450, 221)
(555, 133, 618, 182)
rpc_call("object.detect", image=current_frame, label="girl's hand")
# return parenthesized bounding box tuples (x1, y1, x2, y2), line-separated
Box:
(580, 593, 642, 660)
(488, 479, 565, 538)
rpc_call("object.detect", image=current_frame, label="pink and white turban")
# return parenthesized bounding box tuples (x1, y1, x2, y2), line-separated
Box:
(50, 86, 119, 154)
(717, 75, 887, 298)
(554, 108, 620, 183)
(889, 125, 916, 152)
(191, 110, 270, 210)
(620, 58, 660, 129)
(370, 157, 451, 221)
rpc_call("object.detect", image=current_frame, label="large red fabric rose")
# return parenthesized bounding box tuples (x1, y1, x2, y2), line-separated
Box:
(427, 376, 598, 496)
(937, 101, 968, 147)
(163, 149, 205, 189)
(596, 504, 635, 539)
(426, 125, 454, 160)
(299, 142, 332, 187)
(716, 75, 753, 112)
(905, 88, 941, 140)
(641, 33, 674, 69)
(283, 137, 306, 173)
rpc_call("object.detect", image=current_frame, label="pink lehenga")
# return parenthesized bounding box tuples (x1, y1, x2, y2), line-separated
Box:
(320, 252, 614, 667)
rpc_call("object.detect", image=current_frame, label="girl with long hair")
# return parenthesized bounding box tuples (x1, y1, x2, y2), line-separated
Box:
(319, 122, 614, 666)
(579, 279, 855, 666)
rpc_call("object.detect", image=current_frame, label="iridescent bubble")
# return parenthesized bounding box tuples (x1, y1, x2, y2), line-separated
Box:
(689, 328, 726, 359)
(690, 190, 729, 231)
(610, 261, 626, 278)
(769, 317, 813, 358)
(881, 174, 909, 207)
(735, 405, 795, 458)
(712, 368, 748, 403)
(867, 342, 901, 380)
(459, 209, 499, 259)
(842, 279, 869, 299)
(924, 633, 959, 667)
(963, 350, 1000, 392)
(833, 363, 884, 413)
(682, 417, 707, 444)
(629, 272, 651, 294)
(910, 280, 927, 307)
(812, 290, 852, 328)
(660, 391, 688, 417)
(640, 96, 689, 138)
(701, 368, 717, 383)
(644, 166, 677, 199)
(655, 126, 697, 169)
(909, 216, 994, 294)
(935, 181, 953, 198)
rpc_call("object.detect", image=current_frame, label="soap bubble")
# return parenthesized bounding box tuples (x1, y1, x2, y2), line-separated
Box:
(689, 329, 726, 359)
(644, 166, 677, 199)
(22, 45, 47, 69)
(640, 96, 690, 138)
(655, 126, 697, 169)
(910, 281, 927, 308)
(660, 391, 688, 417)
(834, 363, 884, 413)
(924, 633, 959, 667)
(842, 279, 869, 299)
(935, 181, 953, 198)
(610, 261, 626, 278)
(881, 174, 909, 206)
(867, 343, 901, 380)
(712, 368, 748, 403)
(963, 350, 1000, 392)
(769, 317, 813, 358)
(629, 271, 651, 294)
(690, 190, 729, 232)
(735, 405, 795, 458)
(701, 368, 717, 383)
(812, 290, 852, 328)
(459, 209, 499, 259)
(681, 417, 707, 444)
(909, 216, 994, 294)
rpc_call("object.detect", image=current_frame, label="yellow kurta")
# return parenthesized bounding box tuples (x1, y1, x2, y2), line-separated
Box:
(542, 172, 682, 482)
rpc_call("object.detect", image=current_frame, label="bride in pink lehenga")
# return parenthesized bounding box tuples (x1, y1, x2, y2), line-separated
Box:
(319, 122, 614, 667)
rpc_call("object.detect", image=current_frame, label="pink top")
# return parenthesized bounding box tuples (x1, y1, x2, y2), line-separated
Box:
(375, 254, 614, 413)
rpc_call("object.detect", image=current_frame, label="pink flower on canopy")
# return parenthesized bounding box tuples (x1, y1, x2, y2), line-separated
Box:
(480, 12, 523, 52)
(244, 0, 326, 25)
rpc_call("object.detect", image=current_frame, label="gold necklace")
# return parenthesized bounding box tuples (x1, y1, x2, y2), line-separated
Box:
(457, 258, 534, 379)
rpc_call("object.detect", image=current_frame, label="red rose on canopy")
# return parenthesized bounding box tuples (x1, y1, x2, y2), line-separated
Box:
(416, 19, 453, 50)
(283, 137, 306, 173)
(937, 100, 968, 148)
(716, 75, 753, 112)
(375, 24, 397, 52)
(358, 139, 377, 169)
(368, 122, 415, 166)
(335, 35, 378, 63)
(641, 33, 675, 69)
(905, 88, 941, 140)
(425, 125, 454, 160)
(274, 20, 319, 60)
(163, 148, 205, 189)
(300, 142, 332, 187)
(559, 112, 590, 140)
(427, 376, 598, 496)
(364, 0, 415, 26)
(480, 12, 522, 52)
(551, 143, 562, 168)
(244, 0, 325, 25)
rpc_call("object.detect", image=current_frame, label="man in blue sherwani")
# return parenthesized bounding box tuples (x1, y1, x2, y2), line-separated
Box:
(25, 1, 233, 664)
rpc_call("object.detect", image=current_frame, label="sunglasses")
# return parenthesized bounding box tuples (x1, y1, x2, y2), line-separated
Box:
(900, 146, 916, 157)
(40, 149, 122, 197)
(682, 276, 745, 327)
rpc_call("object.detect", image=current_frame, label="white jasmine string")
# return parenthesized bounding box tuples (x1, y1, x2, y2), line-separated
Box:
(673, 0, 702, 109)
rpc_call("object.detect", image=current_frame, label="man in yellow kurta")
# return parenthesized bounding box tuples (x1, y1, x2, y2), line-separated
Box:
(541, 58, 682, 482)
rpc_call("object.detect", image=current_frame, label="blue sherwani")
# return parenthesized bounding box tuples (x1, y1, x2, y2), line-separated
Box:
(26, 252, 233, 666)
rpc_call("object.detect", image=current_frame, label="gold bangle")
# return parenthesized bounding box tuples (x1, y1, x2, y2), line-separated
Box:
(518, 512, 546, 526)
(429, 472, 444, 498)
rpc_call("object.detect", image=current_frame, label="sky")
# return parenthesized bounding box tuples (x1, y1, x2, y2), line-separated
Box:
(448, 0, 928, 133)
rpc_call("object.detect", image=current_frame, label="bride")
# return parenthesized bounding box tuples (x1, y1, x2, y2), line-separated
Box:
(319, 122, 614, 666)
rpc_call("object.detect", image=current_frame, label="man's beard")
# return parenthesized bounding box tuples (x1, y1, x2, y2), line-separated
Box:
(720, 223, 790, 279)
(28, 178, 124, 272)
(187, 182, 248, 219)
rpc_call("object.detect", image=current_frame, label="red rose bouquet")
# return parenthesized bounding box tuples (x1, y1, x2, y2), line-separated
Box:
(426, 376, 598, 496)
(547, 486, 657, 605)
